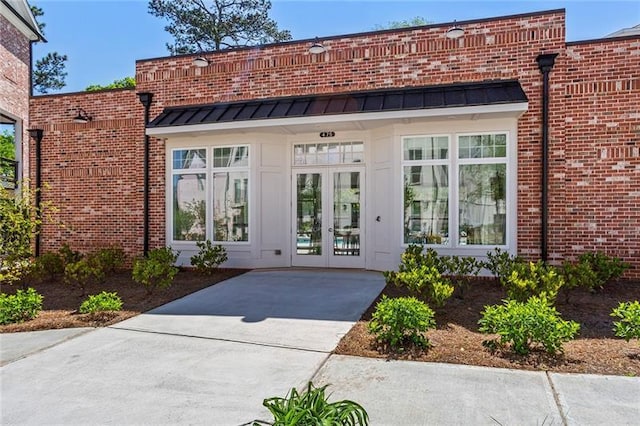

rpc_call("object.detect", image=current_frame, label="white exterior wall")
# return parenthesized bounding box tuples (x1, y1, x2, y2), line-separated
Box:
(164, 115, 519, 271)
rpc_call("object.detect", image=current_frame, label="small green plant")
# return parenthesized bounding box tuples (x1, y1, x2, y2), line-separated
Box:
(64, 257, 105, 296)
(79, 291, 123, 314)
(369, 295, 436, 350)
(479, 295, 580, 355)
(578, 252, 630, 290)
(132, 247, 179, 294)
(0, 288, 44, 325)
(58, 243, 83, 266)
(92, 246, 126, 274)
(503, 261, 564, 303)
(384, 245, 453, 307)
(254, 382, 369, 426)
(190, 240, 227, 274)
(442, 255, 482, 298)
(29, 252, 65, 283)
(611, 301, 640, 344)
(484, 248, 523, 284)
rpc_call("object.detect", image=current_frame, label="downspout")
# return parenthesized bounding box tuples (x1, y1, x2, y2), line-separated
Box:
(536, 53, 558, 263)
(137, 93, 153, 256)
(28, 129, 43, 257)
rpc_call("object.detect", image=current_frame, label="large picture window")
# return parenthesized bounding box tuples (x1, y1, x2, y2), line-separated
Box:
(402, 133, 509, 248)
(171, 149, 206, 241)
(212, 146, 249, 242)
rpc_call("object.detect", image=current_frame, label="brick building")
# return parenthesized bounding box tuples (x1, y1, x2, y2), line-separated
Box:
(28, 9, 640, 277)
(1, 0, 43, 189)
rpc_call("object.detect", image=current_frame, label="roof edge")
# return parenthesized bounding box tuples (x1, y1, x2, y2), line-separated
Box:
(1, 0, 45, 42)
(566, 34, 640, 46)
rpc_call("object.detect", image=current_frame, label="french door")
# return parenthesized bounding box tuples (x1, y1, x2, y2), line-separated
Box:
(292, 167, 365, 268)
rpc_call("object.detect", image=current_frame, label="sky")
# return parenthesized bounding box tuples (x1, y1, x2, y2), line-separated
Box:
(31, 0, 640, 94)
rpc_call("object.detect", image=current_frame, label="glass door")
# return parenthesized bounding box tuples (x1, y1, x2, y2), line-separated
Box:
(292, 167, 364, 268)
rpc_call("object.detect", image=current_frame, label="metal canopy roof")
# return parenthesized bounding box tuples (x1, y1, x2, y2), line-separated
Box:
(148, 80, 528, 129)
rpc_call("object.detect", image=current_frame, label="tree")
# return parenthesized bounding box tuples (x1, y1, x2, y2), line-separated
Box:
(148, 0, 292, 54)
(373, 16, 432, 30)
(30, 5, 68, 94)
(85, 77, 136, 92)
(0, 131, 14, 160)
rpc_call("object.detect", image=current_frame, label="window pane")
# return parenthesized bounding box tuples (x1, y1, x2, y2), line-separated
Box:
(296, 173, 322, 255)
(459, 164, 506, 245)
(173, 149, 206, 169)
(403, 136, 448, 161)
(214, 146, 248, 168)
(213, 171, 249, 242)
(459, 134, 506, 159)
(403, 165, 449, 245)
(172, 173, 206, 241)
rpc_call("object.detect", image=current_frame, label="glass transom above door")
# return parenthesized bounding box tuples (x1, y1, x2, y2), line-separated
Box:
(293, 142, 363, 165)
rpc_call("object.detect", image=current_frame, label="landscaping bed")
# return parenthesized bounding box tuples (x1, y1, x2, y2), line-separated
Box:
(0, 268, 248, 333)
(335, 278, 640, 376)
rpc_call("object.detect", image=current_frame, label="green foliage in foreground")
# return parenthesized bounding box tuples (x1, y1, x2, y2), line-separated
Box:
(132, 247, 179, 294)
(611, 301, 640, 343)
(253, 382, 369, 426)
(479, 295, 580, 355)
(79, 291, 123, 314)
(369, 295, 436, 350)
(0, 288, 43, 325)
(190, 240, 227, 274)
(503, 261, 564, 303)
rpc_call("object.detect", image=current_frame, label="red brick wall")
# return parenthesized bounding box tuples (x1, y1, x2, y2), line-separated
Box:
(28, 89, 145, 258)
(0, 13, 31, 178)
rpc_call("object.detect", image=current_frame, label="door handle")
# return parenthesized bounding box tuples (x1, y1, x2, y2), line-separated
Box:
(328, 228, 334, 233)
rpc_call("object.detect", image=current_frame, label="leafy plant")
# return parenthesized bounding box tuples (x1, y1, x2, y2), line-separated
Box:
(28, 252, 65, 283)
(92, 246, 126, 274)
(578, 252, 630, 290)
(64, 258, 105, 296)
(58, 243, 83, 266)
(0, 288, 44, 325)
(484, 247, 522, 284)
(479, 295, 580, 355)
(611, 301, 640, 344)
(384, 245, 453, 307)
(369, 296, 436, 350)
(503, 261, 564, 303)
(254, 382, 369, 426)
(190, 240, 227, 274)
(132, 247, 179, 294)
(79, 291, 123, 314)
(442, 255, 482, 298)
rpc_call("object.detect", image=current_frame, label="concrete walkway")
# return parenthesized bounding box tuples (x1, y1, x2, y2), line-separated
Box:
(2, 269, 638, 425)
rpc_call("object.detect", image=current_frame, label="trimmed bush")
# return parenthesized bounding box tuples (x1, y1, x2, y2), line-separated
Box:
(611, 301, 640, 343)
(190, 240, 227, 274)
(0, 288, 44, 325)
(442, 255, 482, 298)
(484, 248, 522, 284)
(258, 382, 369, 426)
(79, 291, 123, 314)
(64, 257, 105, 296)
(479, 295, 580, 355)
(58, 243, 83, 266)
(29, 252, 65, 282)
(92, 246, 126, 274)
(132, 247, 179, 294)
(503, 261, 564, 303)
(369, 295, 436, 350)
(578, 252, 630, 290)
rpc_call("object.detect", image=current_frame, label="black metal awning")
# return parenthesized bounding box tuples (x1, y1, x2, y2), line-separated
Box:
(148, 80, 528, 129)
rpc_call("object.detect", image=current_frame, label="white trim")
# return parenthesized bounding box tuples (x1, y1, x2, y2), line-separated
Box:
(0, 2, 42, 41)
(146, 103, 529, 137)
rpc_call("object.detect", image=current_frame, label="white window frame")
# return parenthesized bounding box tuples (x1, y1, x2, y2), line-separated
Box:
(401, 131, 513, 251)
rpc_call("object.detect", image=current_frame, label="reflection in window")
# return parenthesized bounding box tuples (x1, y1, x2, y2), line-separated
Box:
(173, 173, 206, 241)
(403, 165, 449, 245)
(296, 173, 322, 255)
(293, 142, 364, 165)
(173, 149, 206, 169)
(213, 172, 249, 242)
(459, 163, 506, 245)
(213, 146, 249, 168)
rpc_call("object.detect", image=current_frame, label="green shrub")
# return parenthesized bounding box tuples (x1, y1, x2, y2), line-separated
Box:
(190, 240, 227, 274)
(132, 247, 179, 294)
(611, 301, 640, 343)
(79, 291, 123, 314)
(29, 252, 65, 282)
(64, 257, 105, 296)
(368, 295, 436, 350)
(484, 248, 522, 284)
(384, 245, 453, 307)
(479, 295, 580, 355)
(503, 261, 564, 303)
(0, 288, 44, 325)
(58, 243, 83, 266)
(578, 252, 630, 289)
(256, 382, 369, 426)
(92, 246, 126, 274)
(442, 255, 482, 298)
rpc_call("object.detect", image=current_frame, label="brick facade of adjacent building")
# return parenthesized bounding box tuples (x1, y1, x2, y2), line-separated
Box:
(29, 9, 640, 277)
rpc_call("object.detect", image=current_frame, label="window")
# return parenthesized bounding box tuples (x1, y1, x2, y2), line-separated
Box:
(293, 141, 364, 165)
(402, 133, 508, 247)
(171, 149, 206, 241)
(212, 146, 249, 242)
